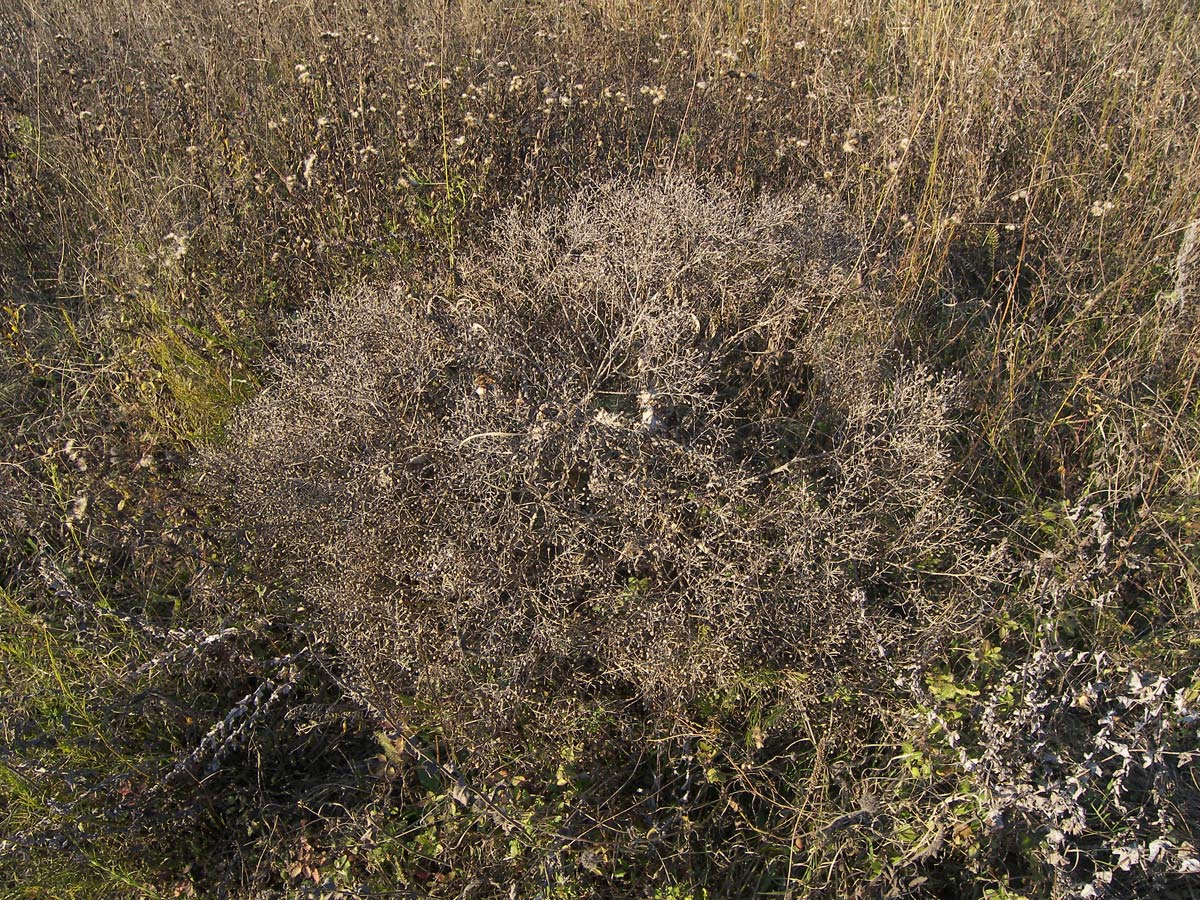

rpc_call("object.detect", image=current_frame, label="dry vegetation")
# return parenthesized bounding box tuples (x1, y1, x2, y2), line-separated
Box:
(218, 176, 1000, 757)
(1, 0, 1199, 898)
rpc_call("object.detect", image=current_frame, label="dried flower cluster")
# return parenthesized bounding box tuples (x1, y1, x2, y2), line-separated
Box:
(217, 178, 1004, 756)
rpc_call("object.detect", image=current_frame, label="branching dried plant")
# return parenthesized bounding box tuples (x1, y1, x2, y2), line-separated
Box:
(216, 177, 1007, 766)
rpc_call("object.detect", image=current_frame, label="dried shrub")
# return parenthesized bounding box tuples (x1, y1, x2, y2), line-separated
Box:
(216, 178, 1004, 759)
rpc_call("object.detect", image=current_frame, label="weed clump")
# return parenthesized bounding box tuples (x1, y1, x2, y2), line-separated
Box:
(218, 178, 1003, 758)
